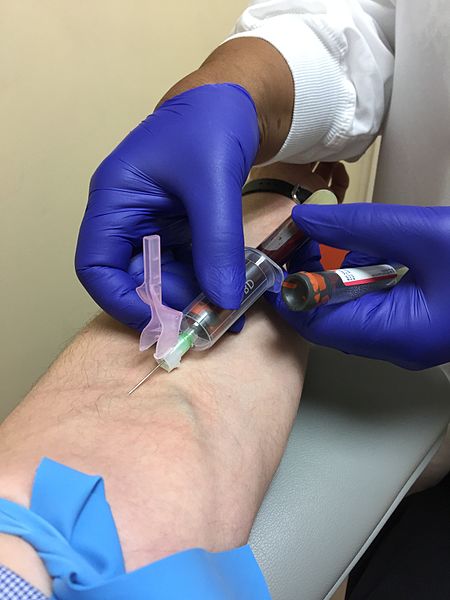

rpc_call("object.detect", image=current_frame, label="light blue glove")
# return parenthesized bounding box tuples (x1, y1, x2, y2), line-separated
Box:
(75, 84, 259, 330)
(268, 203, 450, 370)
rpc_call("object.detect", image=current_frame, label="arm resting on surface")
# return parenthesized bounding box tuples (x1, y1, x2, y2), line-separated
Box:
(0, 186, 308, 595)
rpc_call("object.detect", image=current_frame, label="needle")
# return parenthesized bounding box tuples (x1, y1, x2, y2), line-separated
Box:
(128, 364, 162, 395)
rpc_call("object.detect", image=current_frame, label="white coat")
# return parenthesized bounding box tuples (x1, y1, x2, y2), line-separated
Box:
(229, 0, 450, 486)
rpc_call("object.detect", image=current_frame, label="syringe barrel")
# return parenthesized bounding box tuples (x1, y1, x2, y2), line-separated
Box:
(181, 248, 283, 350)
(282, 263, 408, 311)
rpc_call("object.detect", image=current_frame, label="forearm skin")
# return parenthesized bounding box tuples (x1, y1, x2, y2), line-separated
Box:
(0, 187, 307, 593)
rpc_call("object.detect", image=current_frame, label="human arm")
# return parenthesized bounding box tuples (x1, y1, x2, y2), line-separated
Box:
(75, 0, 394, 329)
(74, 41, 293, 329)
(0, 182, 308, 596)
(229, 0, 395, 162)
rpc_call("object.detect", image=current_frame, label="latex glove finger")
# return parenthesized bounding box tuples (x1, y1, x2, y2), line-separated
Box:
(229, 315, 246, 333)
(128, 252, 201, 315)
(148, 86, 259, 309)
(286, 239, 323, 274)
(291, 203, 448, 284)
(341, 250, 387, 268)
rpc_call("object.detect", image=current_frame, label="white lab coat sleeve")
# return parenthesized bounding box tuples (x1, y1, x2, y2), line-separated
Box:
(226, 0, 395, 163)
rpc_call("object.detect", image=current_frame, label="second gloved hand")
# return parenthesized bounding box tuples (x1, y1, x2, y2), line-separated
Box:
(267, 203, 450, 370)
(75, 84, 259, 330)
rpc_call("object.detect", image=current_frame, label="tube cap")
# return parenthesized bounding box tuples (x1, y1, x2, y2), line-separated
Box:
(282, 271, 331, 311)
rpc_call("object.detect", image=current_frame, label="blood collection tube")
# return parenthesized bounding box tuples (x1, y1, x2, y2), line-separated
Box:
(257, 189, 337, 266)
(282, 263, 408, 311)
(257, 217, 307, 265)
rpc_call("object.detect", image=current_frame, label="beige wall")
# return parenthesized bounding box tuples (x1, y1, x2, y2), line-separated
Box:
(0, 1, 375, 421)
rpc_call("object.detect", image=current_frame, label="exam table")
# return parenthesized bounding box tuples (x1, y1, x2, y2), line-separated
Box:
(249, 346, 450, 600)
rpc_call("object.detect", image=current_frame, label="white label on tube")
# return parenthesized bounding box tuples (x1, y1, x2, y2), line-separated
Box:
(335, 264, 397, 287)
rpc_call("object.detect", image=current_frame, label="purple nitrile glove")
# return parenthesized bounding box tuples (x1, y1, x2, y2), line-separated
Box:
(75, 84, 259, 330)
(267, 203, 450, 370)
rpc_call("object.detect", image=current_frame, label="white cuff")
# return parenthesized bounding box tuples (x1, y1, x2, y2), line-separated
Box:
(227, 15, 356, 163)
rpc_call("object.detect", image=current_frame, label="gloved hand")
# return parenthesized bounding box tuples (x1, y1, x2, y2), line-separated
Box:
(75, 84, 259, 330)
(267, 203, 450, 370)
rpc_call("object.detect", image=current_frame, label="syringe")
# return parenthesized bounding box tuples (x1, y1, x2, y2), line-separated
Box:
(129, 189, 337, 393)
(128, 247, 284, 393)
(149, 248, 284, 373)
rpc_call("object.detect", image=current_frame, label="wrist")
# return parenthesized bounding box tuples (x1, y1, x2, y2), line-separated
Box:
(158, 38, 294, 163)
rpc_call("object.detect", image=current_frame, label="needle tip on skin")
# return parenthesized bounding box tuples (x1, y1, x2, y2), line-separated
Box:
(128, 364, 162, 395)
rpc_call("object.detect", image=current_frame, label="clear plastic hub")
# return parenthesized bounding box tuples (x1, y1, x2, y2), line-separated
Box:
(179, 248, 283, 351)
